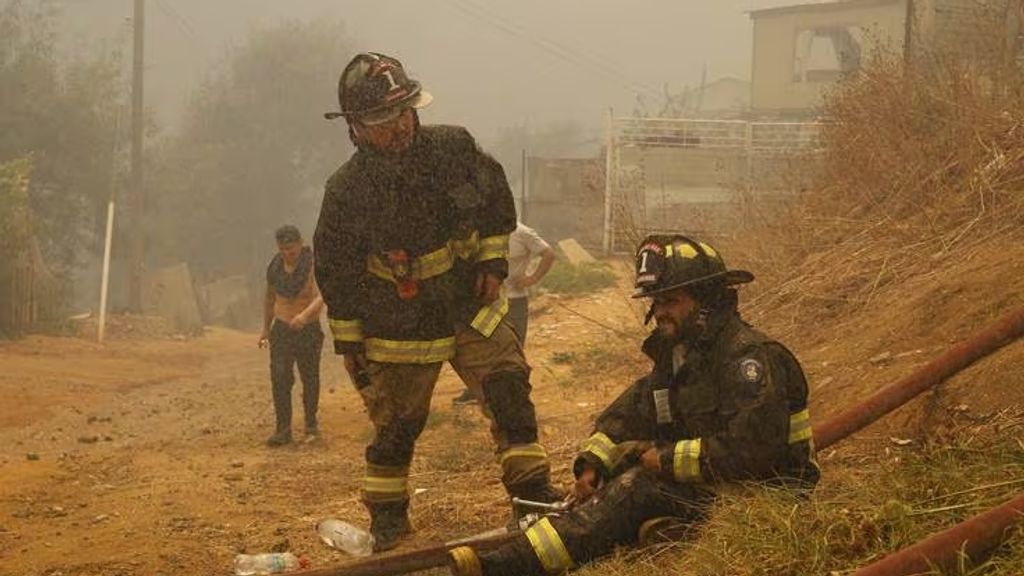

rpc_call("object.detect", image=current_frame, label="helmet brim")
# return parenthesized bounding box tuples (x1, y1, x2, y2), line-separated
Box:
(631, 269, 754, 299)
(324, 90, 433, 122)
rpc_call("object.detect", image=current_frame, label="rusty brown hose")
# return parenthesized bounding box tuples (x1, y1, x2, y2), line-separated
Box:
(850, 493, 1024, 576)
(813, 307, 1024, 451)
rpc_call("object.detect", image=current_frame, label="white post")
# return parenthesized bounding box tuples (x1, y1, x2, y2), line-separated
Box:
(98, 200, 115, 343)
(602, 107, 614, 254)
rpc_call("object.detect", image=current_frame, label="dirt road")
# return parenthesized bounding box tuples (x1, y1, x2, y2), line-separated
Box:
(0, 289, 646, 576)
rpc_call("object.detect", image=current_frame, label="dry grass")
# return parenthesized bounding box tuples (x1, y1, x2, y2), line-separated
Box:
(721, 24, 1024, 338)
(567, 18, 1024, 576)
(576, 409, 1024, 576)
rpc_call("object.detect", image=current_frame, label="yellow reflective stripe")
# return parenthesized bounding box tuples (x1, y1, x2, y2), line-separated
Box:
(579, 432, 616, 471)
(672, 439, 702, 482)
(365, 245, 455, 283)
(417, 246, 455, 277)
(363, 476, 408, 494)
(364, 336, 456, 363)
(524, 517, 574, 573)
(366, 254, 392, 281)
(328, 318, 364, 342)
(449, 546, 483, 576)
(788, 409, 812, 444)
(470, 296, 508, 337)
(450, 231, 480, 261)
(478, 234, 510, 261)
(498, 443, 548, 465)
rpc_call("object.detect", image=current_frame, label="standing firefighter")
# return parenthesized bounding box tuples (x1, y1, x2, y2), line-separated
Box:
(449, 234, 820, 576)
(314, 52, 561, 552)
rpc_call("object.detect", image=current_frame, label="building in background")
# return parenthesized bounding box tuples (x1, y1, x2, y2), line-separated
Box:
(750, 0, 1022, 117)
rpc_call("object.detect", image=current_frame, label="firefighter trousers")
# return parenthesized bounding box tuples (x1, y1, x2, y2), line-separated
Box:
(358, 321, 553, 505)
(476, 467, 714, 576)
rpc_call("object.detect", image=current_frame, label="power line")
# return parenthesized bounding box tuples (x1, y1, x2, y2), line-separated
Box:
(154, 0, 201, 45)
(453, 0, 660, 96)
(444, 0, 661, 98)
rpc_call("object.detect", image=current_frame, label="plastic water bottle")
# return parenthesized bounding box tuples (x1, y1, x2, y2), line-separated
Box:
(233, 552, 307, 575)
(316, 518, 375, 557)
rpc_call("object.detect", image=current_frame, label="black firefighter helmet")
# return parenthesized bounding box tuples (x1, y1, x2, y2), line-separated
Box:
(632, 234, 754, 299)
(324, 52, 433, 124)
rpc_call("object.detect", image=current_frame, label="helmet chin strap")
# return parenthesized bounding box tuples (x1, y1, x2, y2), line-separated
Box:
(676, 305, 710, 345)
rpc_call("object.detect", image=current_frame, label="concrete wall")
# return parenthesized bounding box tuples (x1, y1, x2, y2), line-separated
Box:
(142, 263, 203, 335)
(751, 0, 908, 113)
(524, 158, 604, 250)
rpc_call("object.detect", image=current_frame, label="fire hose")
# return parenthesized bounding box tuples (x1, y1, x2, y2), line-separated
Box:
(292, 307, 1024, 576)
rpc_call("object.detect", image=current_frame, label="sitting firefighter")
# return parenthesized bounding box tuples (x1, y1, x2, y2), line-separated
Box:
(449, 234, 820, 575)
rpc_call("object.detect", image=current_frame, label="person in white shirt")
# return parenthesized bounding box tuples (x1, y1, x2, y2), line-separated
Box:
(453, 222, 556, 405)
(503, 222, 556, 344)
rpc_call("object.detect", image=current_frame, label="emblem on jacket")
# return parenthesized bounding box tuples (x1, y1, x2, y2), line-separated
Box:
(739, 358, 764, 384)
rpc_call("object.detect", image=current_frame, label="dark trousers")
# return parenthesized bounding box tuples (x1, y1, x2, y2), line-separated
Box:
(481, 467, 714, 575)
(269, 320, 323, 432)
(507, 297, 529, 345)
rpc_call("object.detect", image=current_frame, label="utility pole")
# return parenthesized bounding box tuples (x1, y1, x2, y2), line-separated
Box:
(128, 0, 145, 312)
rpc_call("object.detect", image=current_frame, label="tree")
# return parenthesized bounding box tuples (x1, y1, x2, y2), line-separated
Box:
(0, 0, 125, 274)
(0, 156, 31, 261)
(148, 19, 354, 280)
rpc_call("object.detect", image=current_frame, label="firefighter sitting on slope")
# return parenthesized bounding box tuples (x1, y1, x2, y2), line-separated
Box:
(449, 234, 820, 576)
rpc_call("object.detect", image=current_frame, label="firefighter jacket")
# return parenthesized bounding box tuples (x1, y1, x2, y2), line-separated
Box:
(574, 305, 820, 488)
(313, 125, 517, 364)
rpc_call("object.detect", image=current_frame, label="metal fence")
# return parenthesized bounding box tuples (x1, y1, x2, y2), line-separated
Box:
(1, 239, 57, 336)
(614, 117, 823, 153)
(604, 116, 823, 253)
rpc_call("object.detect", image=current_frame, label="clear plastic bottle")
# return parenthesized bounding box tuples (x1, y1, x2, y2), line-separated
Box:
(233, 552, 307, 575)
(316, 518, 375, 557)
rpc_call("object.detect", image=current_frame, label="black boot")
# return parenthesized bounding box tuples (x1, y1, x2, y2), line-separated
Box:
(368, 500, 413, 552)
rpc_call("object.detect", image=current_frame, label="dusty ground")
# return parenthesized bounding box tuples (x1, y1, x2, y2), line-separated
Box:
(0, 274, 649, 576)
(2, 252, 1023, 576)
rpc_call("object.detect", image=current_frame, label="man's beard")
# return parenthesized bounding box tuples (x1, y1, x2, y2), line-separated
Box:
(655, 309, 704, 344)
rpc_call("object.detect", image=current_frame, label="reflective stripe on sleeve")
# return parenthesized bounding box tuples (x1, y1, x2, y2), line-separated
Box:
(579, 432, 616, 472)
(788, 408, 812, 444)
(329, 318, 364, 343)
(469, 296, 508, 337)
(672, 439, 702, 482)
(477, 234, 510, 261)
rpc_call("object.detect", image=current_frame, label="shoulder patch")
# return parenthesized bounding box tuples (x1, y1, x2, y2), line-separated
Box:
(738, 358, 764, 384)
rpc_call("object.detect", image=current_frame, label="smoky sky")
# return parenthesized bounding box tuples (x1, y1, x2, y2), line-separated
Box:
(53, 0, 790, 147)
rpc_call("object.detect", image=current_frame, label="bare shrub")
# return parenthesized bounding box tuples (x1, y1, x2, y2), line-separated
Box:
(731, 17, 1024, 325)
